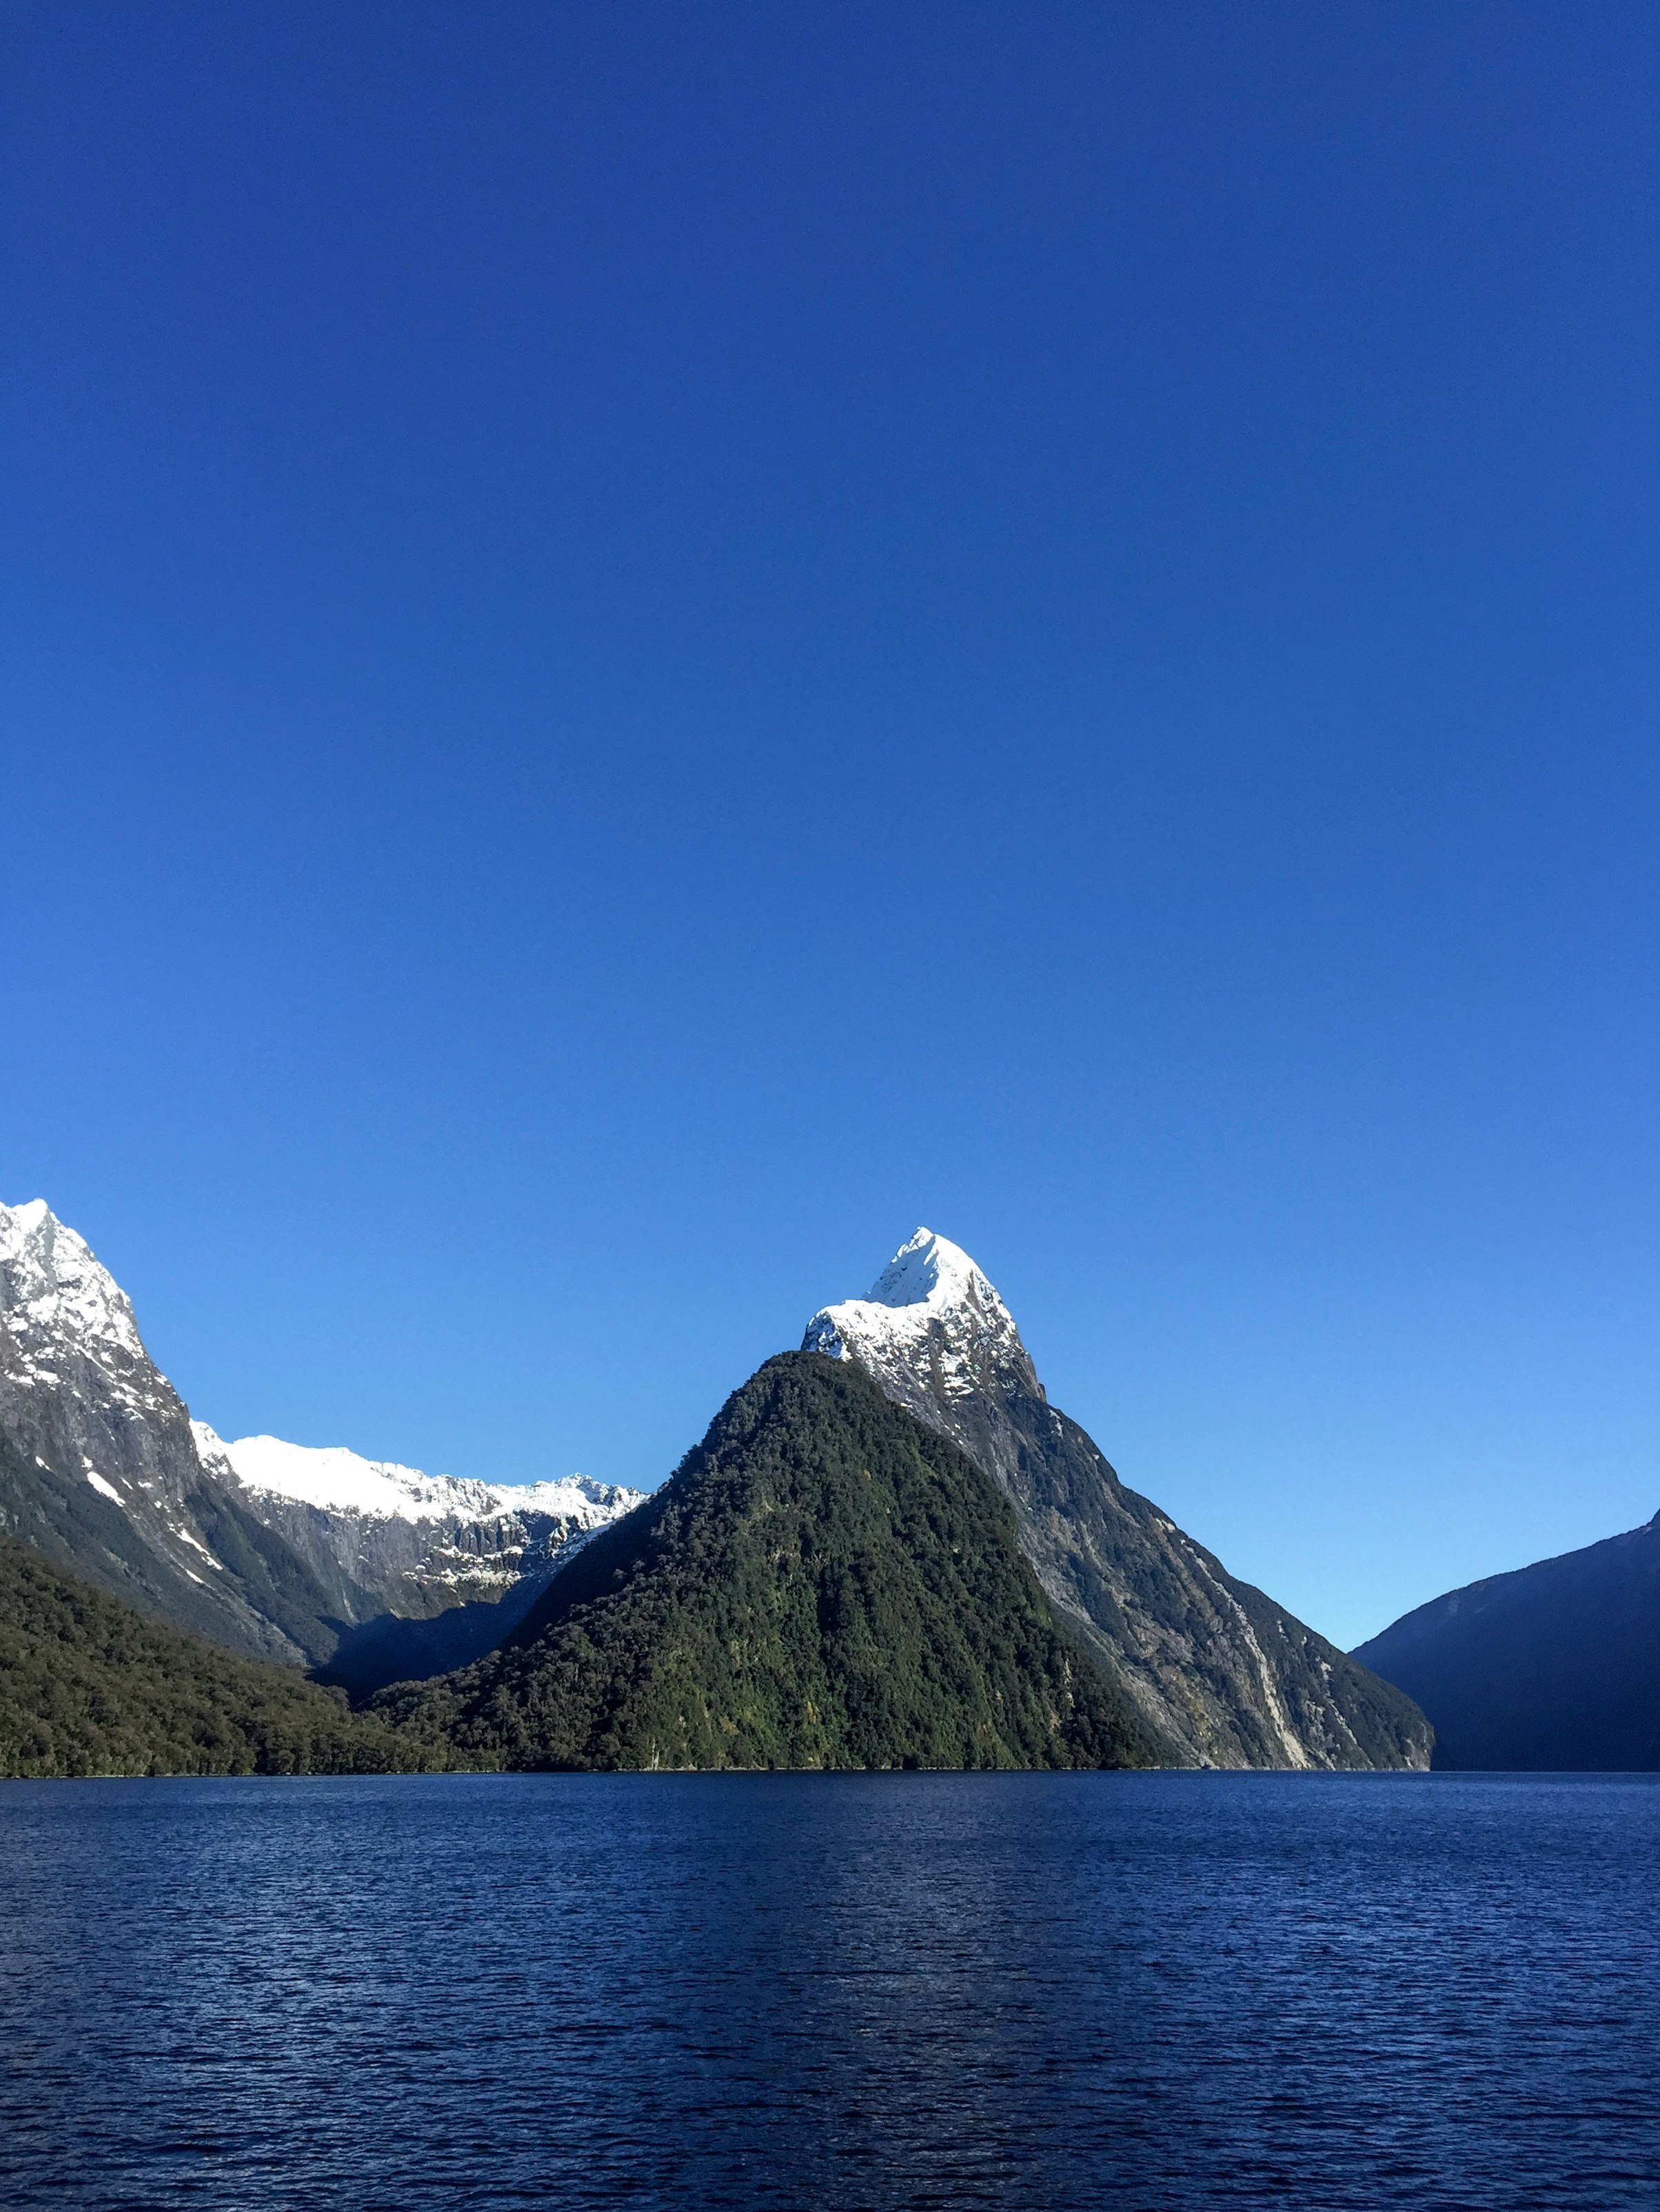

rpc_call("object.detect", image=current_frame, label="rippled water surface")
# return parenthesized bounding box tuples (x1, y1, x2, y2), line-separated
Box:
(2, 1772, 1657, 2209)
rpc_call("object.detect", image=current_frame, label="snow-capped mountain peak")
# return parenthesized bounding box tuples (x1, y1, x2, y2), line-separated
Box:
(802, 1227, 1040, 1411)
(0, 1198, 159, 1401)
(1, 1195, 649, 1673)
(864, 1227, 998, 1315)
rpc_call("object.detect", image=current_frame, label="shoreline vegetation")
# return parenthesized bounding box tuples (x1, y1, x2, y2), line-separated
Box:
(0, 1521, 1157, 1783)
(0, 1535, 441, 1780)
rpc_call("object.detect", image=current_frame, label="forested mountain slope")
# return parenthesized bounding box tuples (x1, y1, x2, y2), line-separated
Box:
(375, 1353, 1163, 1772)
(0, 1532, 435, 1778)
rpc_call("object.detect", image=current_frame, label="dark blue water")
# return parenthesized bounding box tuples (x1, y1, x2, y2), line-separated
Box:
(1, 1772, 1656, 2209)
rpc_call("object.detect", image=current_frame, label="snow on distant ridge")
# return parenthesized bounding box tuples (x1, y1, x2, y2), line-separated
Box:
(3, 1195, 639, 1535)
(192, 1423, 635, 1529)
(1, 1195, 647, 1636)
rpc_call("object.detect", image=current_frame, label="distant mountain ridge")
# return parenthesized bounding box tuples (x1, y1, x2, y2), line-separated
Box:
(195, 1427, 636, 1627)
(0, 1199, 643, 1676)
(198, 1427, 627, 1533)
(805, 1228, 1430, 1771)
(1354, 1512, 1660, 1769)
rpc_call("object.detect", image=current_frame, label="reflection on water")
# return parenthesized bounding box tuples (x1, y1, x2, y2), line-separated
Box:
(1, 1771, 1657, 2208)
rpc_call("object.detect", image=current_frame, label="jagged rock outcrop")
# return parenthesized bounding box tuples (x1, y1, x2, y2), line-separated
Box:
(0, 1199, 334, 1663)
(805, 1228, 1430, 1770)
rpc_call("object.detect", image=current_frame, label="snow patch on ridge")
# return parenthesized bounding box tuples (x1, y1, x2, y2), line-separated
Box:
(192, 1423, 638, 1530)
(173, 1523, 224, 1570)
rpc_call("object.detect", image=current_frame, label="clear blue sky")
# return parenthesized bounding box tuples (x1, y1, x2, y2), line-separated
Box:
(6, 3, 1659, 1649)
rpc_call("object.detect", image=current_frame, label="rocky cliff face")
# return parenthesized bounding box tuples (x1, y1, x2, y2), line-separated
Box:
(805, 1228, 1431, 1771)
(0, 1199, 643, 1675)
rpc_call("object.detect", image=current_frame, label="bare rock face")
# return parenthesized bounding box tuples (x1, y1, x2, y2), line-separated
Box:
(0, 1199, 644, 1675)
(804, 1228, 1431, 1772)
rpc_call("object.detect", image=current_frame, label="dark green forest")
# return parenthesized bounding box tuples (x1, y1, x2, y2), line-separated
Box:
(0, 1534, 436, 1778)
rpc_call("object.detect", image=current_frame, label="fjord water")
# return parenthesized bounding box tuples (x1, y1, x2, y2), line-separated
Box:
(2, 1775, 1655, 2209)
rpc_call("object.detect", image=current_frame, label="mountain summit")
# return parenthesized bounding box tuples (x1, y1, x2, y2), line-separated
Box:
(805, 1229, 1430, 1771)
(0, 1197, 318, 1661)
(804, 1228, 1040, 1410)
(0, 1199, 161, 1412)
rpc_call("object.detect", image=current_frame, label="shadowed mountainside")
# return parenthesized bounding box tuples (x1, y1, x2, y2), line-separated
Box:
(1355, 1513, 1660, 1769)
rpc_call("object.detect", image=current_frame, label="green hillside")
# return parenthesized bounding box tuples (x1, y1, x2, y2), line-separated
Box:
(0, 1534, 434, 1778)
(375, 1352, 1166, 1771)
